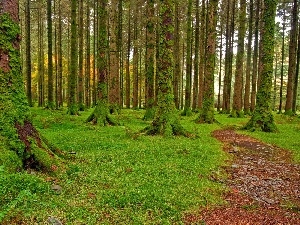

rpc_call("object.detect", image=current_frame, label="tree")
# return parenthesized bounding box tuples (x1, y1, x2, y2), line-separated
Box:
(86, 0, 117, 126)
(47, 0, 54, 109)
(285, 0, 298, 115)
(0, 0, 61, 172)
(196, 0, 218, 123)
(182, 0, 193, 116)
(231, 0, 246, 117)
(145, 0, 186, 136)
(25, 0, 32, 106)
(245, 0, 278, 132)
(68, 0, 79, 115)
(144, 0, 156, 120)
(78, 0, 85, 111)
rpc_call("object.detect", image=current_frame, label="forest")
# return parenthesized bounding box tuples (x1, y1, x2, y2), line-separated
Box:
(0, 0, 299, 224)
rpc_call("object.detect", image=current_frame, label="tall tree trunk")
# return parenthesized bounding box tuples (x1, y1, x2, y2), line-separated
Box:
(109, 0, 120, 112)
(132, 3, 139, 109)
(125, 1, 131, 108)
(47, 0, 54, 109)
(144, 0, 156, 120)
(273, 53, 278, 110)
(182, 0, 193, 116)
(231, 0, 246, 117)
(118, 0, 123, 107)
(25, 0, 32, 106)
(57, 0, 63, 108)
(243, 0, 253, 115)
(145, 0, 187, 136)
(86, 0, 118, 125)
(245, 0, 277, 132)
(38, 1, 45, 107)
(293, 19, 300, 113)
(68, 0, 79, 115)
(196, 0, 218, 123)
(192, 0, 200, 111)
(92, 0, 98, 107)
(85, 0, 91, 108)
(173, 0, 181, 109)
(0, 0, 61, 172)
(250, 0, 260, 112)
(285, 0, 298, 115)
(217, 26, 223, 112)
(78, 0, 85, 111)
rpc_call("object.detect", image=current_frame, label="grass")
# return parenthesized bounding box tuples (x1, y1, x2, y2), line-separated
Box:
(2, 108, 299, 224)
(1, 108, 228, 224)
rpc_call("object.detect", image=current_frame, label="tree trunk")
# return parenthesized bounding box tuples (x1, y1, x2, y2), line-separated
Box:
(38, 0, 45, 107)
(231, 0, 246, 117)
(132, 3, 139, 109)
(78, 0, 85, 111)
(196, 0, 218, 123)
(250, 0, 260, 112)
(145, 0, 187, 136)
(285, 0, 298, 115)
(245, 0, 277, 132)
(57, 0, 63, 108)
(47, 0, 54, 109)
(68, 0, 79, 115)
(243, 0, 253, 115)
(293, 18, 300, 113)
(182, 0, 193, 116)
(0, 0, 62, 172)
(192, 0, 200, 111)
(109, 0, 120, 112)
(86, 0, 118, 126)
(85, 0, 91, 108)
(144, 0, 156, 120)
(25, 0, 32, 106)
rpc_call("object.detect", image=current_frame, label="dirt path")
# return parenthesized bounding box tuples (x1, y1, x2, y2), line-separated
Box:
(185, 129, 300, 224)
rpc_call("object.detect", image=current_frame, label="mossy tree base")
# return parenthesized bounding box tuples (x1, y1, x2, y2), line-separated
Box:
(196, 108, 215, 124)
(229, 110, 245, 118)
(284, 109, 295, 116)
(181, 108, 193, 116)
(244, 111, 277, 132)
(143, 107, 156, 121)
(86, 101, 119, 126)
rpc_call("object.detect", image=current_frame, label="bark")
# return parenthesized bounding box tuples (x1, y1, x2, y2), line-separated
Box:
(145, 0, 187, 136)
(132, 3, 139, 109)
(37, 1, 44, 107)
(57, 0, 63, 108)
(47, 0, 54, 109)
(85, 0, 91, 108)
(196, 0, 218, 123)
(293, 19, 300, 113)
(243, 0, 253, 115)
(231, 0, 246, 118)
(144, 0, 156, 120)
(125, 1, 131, 108)
(173, 1, 180, 109)
(0, 0, 62, 172)
(78, 0, 85, 111)
(86, 0, 118, 126)
(245, 0, 277, 132)
(217, 24, 223, 112)
(182, 0, 193, 116)
(285, 0, 298, 115)
(192, 0, 200, 111)
(25, 0, 32, 106)
(250, 0, 260, 112)
(109, 0, 121, 112)
(68, 0, 79, 115)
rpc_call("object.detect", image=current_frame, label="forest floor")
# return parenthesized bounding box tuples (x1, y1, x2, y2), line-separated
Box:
(184, 128, 300, 224)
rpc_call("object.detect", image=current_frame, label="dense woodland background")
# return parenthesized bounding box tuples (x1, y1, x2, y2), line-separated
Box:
(19, 0, 300, 116)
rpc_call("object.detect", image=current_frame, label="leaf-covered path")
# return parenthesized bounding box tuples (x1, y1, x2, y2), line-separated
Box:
(185, 129, 300, 224)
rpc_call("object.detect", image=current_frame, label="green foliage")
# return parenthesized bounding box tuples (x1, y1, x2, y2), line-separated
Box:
(2, 107, 227, 223)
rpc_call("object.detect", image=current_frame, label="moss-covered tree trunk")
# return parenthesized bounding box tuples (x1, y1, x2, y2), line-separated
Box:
(284, 0, 298, 115)
(68, 0, 79, 115)
(145, 0, 186, 136)
(196, 0, 218, 124)
(231, 0, 246, 118)
(182, 0, 193, 116)
(244, 0, 277, 132)
(243, 0, 253, 115)
(0, 0, 61, 172)
(46, 0, 54, 109)
(86, 0, 117, 126)
(78, 0, 85, 111)
(109, 0, 120, 113)
(144, 0, 156, 120)
(25, 0, 32, 107)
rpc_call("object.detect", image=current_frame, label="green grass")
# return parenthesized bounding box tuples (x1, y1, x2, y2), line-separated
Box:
(1, 108, 228, 224)
(215, 112, 300, 163)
